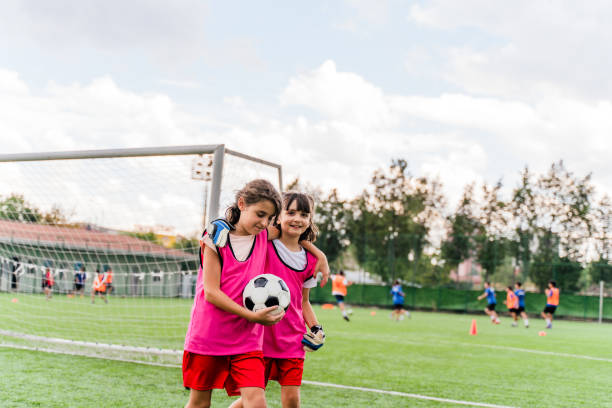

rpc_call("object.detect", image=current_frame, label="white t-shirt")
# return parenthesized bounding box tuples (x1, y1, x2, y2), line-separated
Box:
(204, 233, 254, 262)
(273, 239, 317, 289)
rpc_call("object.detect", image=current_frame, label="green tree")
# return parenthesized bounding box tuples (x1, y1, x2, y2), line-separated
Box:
(528, 161, 594, 291)
(122, 231, 161, 244)
(42, 205, 69, 224)
(530, 230, 558, 291)
(588, 258, 612, 285)
(0, 194, 43, 223)
(347, 159, 444, 283)
(553, 256, 582, 293)
(441, 183, 481, 270)
(510, 167, 537, 282)
(314, 189, 349, 267)
(172, 236, 200, 255)
(538, 160, 593, 261)
(475, 181, 509, 279)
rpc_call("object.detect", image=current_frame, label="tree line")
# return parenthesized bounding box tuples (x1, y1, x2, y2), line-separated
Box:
(2, 159, 611, 292)
(304, 159, 612, 292)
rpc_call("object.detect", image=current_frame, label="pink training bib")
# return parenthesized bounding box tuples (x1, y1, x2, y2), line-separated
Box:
(263, 240, 317, 359)
(184, 229, 268, 356)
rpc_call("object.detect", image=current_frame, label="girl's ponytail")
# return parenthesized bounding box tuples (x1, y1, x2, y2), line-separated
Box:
(225, 205, 242, 225)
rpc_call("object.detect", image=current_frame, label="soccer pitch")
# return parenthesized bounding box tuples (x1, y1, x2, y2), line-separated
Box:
(1, 294, 611, 407)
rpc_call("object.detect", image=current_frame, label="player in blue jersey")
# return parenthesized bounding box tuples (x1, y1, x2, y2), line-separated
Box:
(390, 280, 409, 321)
(514, 282, 529, 328)
(477, 281, 500, 324)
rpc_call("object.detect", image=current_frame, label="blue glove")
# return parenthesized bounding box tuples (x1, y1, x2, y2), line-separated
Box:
(205, 218, 234, 247)
(302, 325, 325, 352)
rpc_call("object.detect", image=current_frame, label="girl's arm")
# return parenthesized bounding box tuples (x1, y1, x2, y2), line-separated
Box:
(301, 287, 319, 328)
(265, 225, 330, 287)
(301, 241, 330, 287)
(202, 246, 284, 326)
(302, 287, 325, 351)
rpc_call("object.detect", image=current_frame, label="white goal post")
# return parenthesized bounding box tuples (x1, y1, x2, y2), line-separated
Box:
(0, 144, 282, 363)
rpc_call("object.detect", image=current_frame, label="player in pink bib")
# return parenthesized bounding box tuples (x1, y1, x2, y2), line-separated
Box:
(183, 179, 284, 408)
(230, 191, 325, 408)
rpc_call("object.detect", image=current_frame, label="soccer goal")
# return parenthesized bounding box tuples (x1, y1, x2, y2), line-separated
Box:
(0, 145, 282, 364)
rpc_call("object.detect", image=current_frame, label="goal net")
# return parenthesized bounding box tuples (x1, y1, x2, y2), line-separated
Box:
(0, 145, 282, 364)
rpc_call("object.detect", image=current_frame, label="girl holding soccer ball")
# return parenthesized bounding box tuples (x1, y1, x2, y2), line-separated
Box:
(230, 191, 325, 408)
(183, 181, 329, 408)
(183, 179, 285, 408)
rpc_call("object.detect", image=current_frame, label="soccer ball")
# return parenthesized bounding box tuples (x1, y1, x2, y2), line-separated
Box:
(243, 274, 291, 315)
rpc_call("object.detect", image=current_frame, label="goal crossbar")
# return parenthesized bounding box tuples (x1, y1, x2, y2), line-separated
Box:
(0, 144, 282, 221)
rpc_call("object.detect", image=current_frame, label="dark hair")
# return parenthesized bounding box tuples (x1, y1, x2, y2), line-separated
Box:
(339, 270, 345, 276)
(278, 191, 318, 242)
(225, 179, 282, 225)
(515, 281, 522, 287)
(485, 281, 490, 286)
(394, 279, 400, 285)
(507, 286, 513, 291)
(549, 280, 557, 288)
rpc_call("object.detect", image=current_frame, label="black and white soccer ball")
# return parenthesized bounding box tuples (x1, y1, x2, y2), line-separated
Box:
(243, 274, 291, 315)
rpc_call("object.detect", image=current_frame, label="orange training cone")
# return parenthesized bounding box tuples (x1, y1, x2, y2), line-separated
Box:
(469, 319, 478, 335)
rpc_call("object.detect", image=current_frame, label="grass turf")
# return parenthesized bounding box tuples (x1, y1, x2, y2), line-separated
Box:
(1, 293, 611, 407)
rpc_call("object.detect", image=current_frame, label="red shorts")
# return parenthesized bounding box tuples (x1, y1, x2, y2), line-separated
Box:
(264, 357, 304, 386)
(182, 351, 265, 396)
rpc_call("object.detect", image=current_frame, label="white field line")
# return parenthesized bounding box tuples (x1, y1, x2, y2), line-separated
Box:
(3, 329, 610, 364)
(0, 343, 180, 368)
(0, 342, 517, 408)
(0, 329, 181, 355)
(301, 380, 517, 408)
(336, 333, 612, 364)
(453, 341, 612, 363)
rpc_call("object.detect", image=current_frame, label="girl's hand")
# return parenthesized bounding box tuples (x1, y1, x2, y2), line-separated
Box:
(249, 306, 285, 325)
(205, 218, 234, 247)
(316, 258, 330, 287)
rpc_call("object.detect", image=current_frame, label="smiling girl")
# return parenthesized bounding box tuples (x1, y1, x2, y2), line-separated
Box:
(183, 179, 283, 408)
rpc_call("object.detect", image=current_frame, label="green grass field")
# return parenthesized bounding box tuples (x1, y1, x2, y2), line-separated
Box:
(1, 293, 611, 407)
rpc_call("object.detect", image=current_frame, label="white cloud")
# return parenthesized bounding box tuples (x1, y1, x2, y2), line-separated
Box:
(3, 58, 612, 222)
(410, 0, 612, 100)
(280, 60, 397, 129)
(158, 79, 201, 89)
(1, 0, 209, 63)
(0, 69, 29, 95)
(334, 0, 390, 33)
(0, 70, 204, 154)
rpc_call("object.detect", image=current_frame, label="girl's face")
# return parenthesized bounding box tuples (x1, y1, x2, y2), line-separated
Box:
(236, 198, 276, 235)
(278, 199, 311, 239)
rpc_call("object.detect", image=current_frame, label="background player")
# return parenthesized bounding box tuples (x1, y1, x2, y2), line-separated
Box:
(105, 267, 114, 296)
(74, 266, 86, 298)
(91, 269, 108, 304)
(504, 286, 518, 326)
(477, 281, 500, 324)
(514, 282, 529, 328)
(541, 280, 560, 329)
(332, 270, 353, 321)
(390, 280, 408, 321)
(43, 267, 54, 300)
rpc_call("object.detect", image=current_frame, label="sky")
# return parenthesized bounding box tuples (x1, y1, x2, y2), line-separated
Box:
(2, 0, 612, 215)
